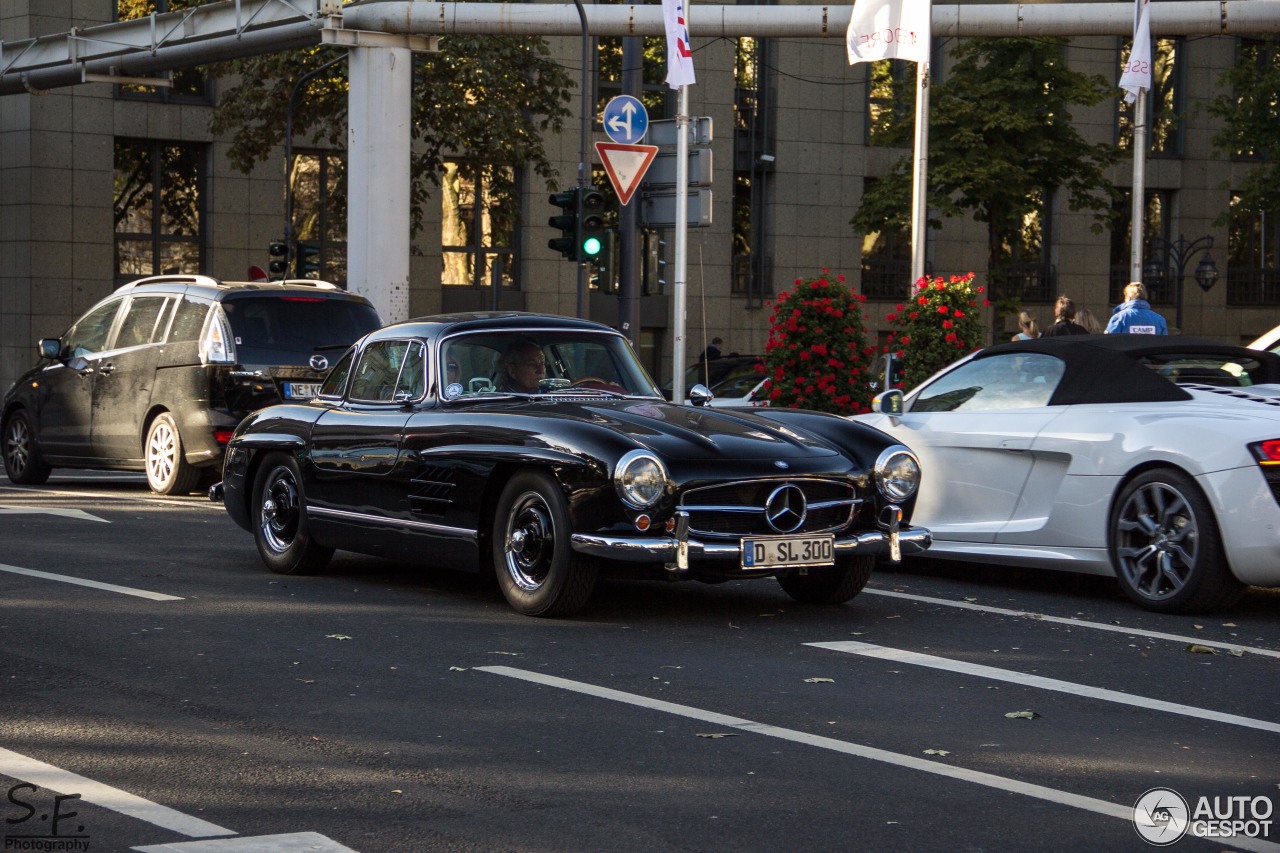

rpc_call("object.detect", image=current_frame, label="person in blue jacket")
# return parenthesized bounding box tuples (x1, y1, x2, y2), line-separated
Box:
(1106, 282, 1168, 335)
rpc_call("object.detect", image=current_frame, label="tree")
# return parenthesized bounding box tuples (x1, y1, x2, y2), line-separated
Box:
(1207, 37, 1280, 230)
(761, 271, 878, 415)
(207, 32, 573, 237)
(853, 38, 1121, 283)
(884, 273, 987, 390)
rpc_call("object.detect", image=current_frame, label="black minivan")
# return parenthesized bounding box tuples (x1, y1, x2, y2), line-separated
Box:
(2, 275, 382, 494)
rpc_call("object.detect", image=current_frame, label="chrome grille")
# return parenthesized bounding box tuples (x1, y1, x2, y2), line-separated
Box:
(679, 478, 858, 538)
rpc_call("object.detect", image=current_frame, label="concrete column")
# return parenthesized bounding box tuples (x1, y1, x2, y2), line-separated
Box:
(347, 46, 411, 323)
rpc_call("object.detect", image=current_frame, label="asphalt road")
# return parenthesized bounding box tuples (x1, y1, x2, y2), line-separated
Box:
(1, 471, 1277, 853)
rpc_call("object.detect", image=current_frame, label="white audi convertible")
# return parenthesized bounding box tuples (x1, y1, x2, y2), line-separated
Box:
(855, 335, 1280, 613)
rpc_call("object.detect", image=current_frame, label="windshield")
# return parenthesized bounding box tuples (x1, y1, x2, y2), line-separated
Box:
(441, 330, 662, 399)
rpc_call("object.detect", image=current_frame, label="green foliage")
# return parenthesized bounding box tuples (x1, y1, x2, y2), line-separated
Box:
(852, 38, 1121, 271)
(761, 271, 878, 415)
(884, 273, 988, 390)
(1207, 37, 1280, 229)
(207, 29, 573, 236)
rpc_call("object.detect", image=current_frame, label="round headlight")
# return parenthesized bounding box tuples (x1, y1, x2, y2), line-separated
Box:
(614, 450, 669, 509)
(874, 445, 920, 502)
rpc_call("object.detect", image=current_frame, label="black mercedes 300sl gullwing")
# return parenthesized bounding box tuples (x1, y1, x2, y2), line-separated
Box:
(215, 312, 930, 616)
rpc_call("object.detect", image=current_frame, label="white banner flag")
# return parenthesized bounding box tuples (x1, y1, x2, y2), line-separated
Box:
(1119, 0, 1152, 103)
(662, 0, 696, 89)
(846, 0, 932, 65)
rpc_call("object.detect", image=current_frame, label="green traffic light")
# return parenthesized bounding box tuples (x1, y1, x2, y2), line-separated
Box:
(582, 236, 603, 257)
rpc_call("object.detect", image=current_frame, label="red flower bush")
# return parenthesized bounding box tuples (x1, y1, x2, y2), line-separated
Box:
(883, 272, 987, 390)
(761, 271, 877, 415)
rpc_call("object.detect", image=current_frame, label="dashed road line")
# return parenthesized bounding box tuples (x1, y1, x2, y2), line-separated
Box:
(807, 640, 1280, 735)
(864, 587, 1280, 659)
(0, 747, 232, 838)
(0, 563, 182, 601)
(477, 665, 1280, 853)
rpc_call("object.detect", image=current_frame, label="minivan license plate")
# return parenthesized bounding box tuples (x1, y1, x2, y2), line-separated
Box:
(741, 535, 835, 569)
(284, 382, 321, 400)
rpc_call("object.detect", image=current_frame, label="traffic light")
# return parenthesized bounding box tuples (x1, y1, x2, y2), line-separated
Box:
(295, 240, 321, 278)
(268, 240, 290, 280)
(579, 187, 606, 263)
(548, 189, 579, 260)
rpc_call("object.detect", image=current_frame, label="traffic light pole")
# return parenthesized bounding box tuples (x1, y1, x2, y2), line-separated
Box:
(571, 0, 591, 319)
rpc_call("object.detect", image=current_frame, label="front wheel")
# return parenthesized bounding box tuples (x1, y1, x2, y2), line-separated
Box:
(777, 555, 874, 604)
(3, 410, 52, 485)
(492, 471, 598, 617)
(251, 452, 334, 575)
(1109, 468, 1245, 613)
(144, 413, 199, 495)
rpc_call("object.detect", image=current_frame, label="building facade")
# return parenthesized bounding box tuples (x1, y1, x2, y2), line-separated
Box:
(2, 1, 1276, 393)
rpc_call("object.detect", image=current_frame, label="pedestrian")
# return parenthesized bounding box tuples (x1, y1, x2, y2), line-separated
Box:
(1040, 295, 1090, 337)
(700, 337, 723, 362)
(1011, 310, 1040, 341)
(1075, 306, 1103, 334)
(1105, 282, 1168, 335)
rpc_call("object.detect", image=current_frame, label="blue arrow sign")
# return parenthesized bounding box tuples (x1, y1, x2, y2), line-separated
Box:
(602, 95, 648, 145)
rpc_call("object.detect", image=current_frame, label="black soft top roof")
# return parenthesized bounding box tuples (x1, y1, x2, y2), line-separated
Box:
(972, 335, 1280, 405)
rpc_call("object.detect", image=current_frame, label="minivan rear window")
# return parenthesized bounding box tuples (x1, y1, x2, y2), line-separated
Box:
(222, 295, 381, 354)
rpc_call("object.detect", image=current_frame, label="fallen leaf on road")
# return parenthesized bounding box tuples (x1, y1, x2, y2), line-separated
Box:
(1228, 649, 1244, 657)
(1222, 623, 1237, 627)
(1005, 710, 1041, 720)
(449, 666, 467, 671)
(1186, 644, 1219, 655)
(697, 733, 739, 739)
(488, 651, 520, 655)
(803, 677, 835, 684)
(325, 634, 352, 640)
(923, 749, 951, 756)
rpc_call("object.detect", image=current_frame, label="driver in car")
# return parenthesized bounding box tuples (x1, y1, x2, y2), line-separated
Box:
(498, 340, 547, 393)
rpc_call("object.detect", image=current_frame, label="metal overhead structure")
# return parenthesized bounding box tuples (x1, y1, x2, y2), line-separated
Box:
(5, 1, 1277, 98)
(2, 0, 1277, 321)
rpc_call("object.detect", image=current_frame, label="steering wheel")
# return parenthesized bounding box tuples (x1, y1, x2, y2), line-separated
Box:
(571, 377, 627, 393)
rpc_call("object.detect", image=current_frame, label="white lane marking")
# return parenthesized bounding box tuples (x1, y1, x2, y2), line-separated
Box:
(133, 832, 358, 852)
(0, 563, 182, 601)
(0, 506, 109, 523)
(807, 640, 1280, 735)
(0, 747, 233, 838)
(478, 666, 1280, 853)
(864, 587, 1280, 659)
(0, 484, 208, 509)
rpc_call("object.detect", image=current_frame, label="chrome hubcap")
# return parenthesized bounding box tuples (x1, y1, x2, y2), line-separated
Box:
(259, 471, 299, 553)
(147, 422, 177, 485)
(503, 492, 553, 591)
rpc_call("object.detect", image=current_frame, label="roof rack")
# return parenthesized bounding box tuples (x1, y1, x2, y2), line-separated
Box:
(118, 274, 222, 290)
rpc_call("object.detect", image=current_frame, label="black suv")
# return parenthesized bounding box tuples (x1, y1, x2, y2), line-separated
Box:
(2, 275, 382, 494)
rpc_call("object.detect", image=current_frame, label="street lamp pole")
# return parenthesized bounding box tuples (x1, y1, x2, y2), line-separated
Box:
(1143, 234, 1220, 332)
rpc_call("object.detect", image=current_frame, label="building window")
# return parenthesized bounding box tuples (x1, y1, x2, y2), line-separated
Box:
(1117, 37, 1183, 156)
(1222, 38, 1278, 161)
(290, 151, 348, 285)
(1110, 189, 1174, 305)
(859, 179, 912, 300)
(989, 190, 1056, 304)
(732, 35, 774, 307)
(866, 60, 916, 148)
(441, 162, 517, 289)
(115, 1, 210, 103)
(113, 139, 205, 283)
(1226, 194, 1280, 306)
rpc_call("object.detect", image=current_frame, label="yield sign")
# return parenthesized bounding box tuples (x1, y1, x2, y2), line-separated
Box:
(595, 142, 659, 206)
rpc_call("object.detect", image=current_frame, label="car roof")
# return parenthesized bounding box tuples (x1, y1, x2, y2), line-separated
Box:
(368, 311, 620, 343)
(973, 335, 1280, 405)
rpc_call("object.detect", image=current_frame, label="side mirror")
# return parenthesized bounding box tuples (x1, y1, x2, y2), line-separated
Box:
(688, 383, 714, 407)
(873, 389, 904, 415)
(39, 338, 62, 360)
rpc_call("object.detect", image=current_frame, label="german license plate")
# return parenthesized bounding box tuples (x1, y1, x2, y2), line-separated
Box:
(741, 534, 835, 569)
(284, 382, 321, 400)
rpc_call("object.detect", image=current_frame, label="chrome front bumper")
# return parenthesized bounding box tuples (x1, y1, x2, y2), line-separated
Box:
(571, 508, 931, 573)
